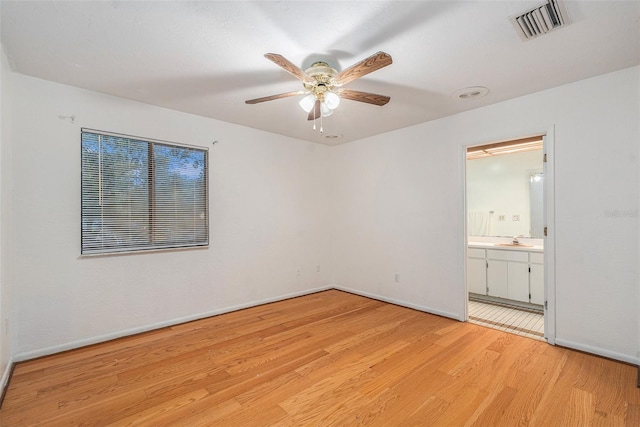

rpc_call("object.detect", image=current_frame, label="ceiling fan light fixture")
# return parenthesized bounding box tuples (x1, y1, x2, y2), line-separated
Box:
(320, 102, 333, 117)
(246, 51, 392, 128)
(299, 94, 316, 113)
(324, 92, 341, 110)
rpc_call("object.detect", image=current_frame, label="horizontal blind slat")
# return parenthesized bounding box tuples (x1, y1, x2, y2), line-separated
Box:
(81, 131, 208, 254)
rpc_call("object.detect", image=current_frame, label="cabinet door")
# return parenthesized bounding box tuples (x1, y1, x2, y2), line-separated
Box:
(467, 258, 487, 295)
(507, 262, 530, 302)
(487, 259, 508, 298)
(530, 263, 544, 305)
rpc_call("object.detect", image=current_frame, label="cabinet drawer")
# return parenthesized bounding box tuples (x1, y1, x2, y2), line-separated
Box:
(487, 249, 528, 262)
(530, 252, 544, 264)
(467, 248, 486, 258)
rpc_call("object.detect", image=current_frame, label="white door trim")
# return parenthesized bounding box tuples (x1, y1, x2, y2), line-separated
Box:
(542, 125, 556, 344)
(462, 126, 556, 345)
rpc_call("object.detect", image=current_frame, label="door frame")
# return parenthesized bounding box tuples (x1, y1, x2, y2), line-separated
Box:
(462, 125, 556, 345)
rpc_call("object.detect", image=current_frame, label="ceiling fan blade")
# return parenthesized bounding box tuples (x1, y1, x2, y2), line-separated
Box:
(307, 100, 321, 121)
(334, 51, 392, 85)
(245, 91, 304, 104)
(264, 53, 315, 84)
(339, 89, 390, 106)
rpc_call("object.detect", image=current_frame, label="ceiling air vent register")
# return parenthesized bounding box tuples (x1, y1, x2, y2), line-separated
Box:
(510, 0, 570, 41)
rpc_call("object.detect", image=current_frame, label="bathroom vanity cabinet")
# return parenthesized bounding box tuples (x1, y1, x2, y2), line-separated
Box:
(467, 245, 544, 306)
(467, 248, 487, 295)
(529, 252, 544, 305)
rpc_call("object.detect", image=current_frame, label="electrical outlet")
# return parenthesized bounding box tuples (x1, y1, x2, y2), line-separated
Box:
(498, 215, 505, 221)
(394, 273, 400, 283)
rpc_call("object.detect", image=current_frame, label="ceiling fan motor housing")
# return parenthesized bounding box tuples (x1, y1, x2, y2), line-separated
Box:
(304, 62, 340, 101)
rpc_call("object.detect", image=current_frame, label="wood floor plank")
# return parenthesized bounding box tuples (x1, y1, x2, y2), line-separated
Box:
(359, 340, 447, 398)
(367, 369, 456, 425)
(1, 290, 639, 426)
(154, 397, 242, 427)
(104, 388, 211, 427)
(625, 403, 640, 425)
(499, 350, 568, 425)
(278, 340, 410, 414)
(564, 387, 596, 426)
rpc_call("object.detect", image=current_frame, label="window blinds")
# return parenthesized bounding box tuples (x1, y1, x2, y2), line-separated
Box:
(81, 129, 208, 255)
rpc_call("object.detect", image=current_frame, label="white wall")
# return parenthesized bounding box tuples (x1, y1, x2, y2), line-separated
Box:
(9, 74, 333, 359)
(332, 66, 640, 364)
(0, 43, 14, 389)
(3, 62, 638, 367)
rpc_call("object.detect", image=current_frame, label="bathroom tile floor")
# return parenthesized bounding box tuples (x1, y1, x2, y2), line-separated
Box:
(468, 299, 545, 341)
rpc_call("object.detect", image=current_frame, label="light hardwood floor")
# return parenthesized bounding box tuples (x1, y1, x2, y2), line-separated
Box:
(1, 290, 639, 426)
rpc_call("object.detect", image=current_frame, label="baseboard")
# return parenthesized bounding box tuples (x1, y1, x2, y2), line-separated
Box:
(554, 338, 640, 366)
(336, 288, 640, 367)
(13, 285, 333, 362)
(0, 358, 15, 408)
(13, 284, 461, 363)
(334, 285, 463, 321)
(11, 286, 639, 371)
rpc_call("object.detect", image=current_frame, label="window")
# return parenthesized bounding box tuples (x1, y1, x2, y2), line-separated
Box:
(81, 129, 208, 255)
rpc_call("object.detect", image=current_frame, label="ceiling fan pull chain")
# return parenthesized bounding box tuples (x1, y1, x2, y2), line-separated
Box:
(320, 113, 324, 134)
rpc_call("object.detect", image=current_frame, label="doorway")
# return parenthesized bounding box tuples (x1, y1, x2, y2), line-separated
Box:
(464, 132, 555, 343)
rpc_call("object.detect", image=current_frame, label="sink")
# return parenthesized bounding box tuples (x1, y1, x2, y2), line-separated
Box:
(495, 243, 533, 247)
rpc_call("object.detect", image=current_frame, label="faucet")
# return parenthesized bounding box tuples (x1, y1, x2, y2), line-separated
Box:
(512, 236, 520, 245)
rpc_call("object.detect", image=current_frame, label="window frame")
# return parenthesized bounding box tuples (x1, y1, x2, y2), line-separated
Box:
(80, 128, 209, 256)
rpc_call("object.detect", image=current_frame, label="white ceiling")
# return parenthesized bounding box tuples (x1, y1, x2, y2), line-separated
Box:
(1, 1, 639, 145)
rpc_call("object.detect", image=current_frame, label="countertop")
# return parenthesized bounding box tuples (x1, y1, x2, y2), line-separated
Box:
(468, 241, 544, 253)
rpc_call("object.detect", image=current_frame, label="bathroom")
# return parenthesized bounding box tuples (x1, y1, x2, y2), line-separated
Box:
(466, 136, 546, 340)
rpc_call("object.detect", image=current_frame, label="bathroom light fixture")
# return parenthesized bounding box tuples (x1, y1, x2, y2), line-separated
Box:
(467, 135, 543, 159)
(530, 173, 543, 183)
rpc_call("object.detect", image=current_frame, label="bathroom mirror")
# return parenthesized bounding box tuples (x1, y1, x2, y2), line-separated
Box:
(466, 141, 544, 238)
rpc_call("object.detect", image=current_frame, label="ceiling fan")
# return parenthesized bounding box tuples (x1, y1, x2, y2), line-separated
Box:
(245, 51, 392, 124)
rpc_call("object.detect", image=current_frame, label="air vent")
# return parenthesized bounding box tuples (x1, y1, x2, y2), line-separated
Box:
(510, 0, 570, 41)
